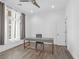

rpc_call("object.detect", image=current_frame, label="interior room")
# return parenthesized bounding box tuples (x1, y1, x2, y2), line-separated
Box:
(0, 0, 79, 59)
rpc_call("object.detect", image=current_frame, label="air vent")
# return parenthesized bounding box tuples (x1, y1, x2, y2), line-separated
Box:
(20, 0, 32, 2)
(17, 4, 22, 6)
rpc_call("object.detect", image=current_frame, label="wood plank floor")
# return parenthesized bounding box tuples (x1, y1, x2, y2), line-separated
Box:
(0, 43, 73, 59)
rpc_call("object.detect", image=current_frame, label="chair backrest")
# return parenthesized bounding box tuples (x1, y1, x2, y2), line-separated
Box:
(36, 34, 42, 38)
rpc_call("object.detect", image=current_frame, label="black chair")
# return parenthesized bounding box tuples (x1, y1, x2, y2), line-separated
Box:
(35, 34, 44, 50)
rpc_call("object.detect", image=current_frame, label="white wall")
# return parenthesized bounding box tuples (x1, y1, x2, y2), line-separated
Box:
(25, 10, 66, 45)
(66, 0, 79, 59)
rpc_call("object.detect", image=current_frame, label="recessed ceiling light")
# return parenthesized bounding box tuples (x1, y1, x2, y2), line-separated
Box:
(30, 10, 34, 13)
(51, 5, 55, 8)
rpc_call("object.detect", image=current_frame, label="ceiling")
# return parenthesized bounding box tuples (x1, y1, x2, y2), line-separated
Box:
(3, 0, 68, 14)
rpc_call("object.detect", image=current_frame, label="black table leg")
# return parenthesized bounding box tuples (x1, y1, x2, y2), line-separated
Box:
(24, 39, 26, 49)
(52, 43, 54, 54)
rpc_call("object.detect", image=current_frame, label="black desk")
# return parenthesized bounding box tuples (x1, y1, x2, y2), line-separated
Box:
(23, 38, 54, 54)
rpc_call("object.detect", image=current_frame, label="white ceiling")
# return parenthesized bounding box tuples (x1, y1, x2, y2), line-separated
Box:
(3, 0, 68, 14)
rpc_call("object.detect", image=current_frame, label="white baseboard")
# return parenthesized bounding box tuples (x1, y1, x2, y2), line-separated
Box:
(67, 47, 79, 59)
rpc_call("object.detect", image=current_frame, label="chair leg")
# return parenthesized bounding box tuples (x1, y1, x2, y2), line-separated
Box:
(35, 42, 37, 50)
(52, 43, 54, 54)
(41, 43, 44, 51)
(43, 44, 44, 50)
(35, 42, 44, 51)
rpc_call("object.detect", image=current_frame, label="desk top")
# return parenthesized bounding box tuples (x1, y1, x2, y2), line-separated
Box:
(25, 38, 54, 43)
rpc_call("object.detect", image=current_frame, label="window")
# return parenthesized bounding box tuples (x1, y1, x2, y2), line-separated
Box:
(7, 8, 21, 41)
(8, 11, 12, 39)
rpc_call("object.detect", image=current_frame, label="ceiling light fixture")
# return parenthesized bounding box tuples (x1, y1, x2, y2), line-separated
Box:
(51, 5, 55, 8)
(51, 0, 55, 8)
(30, 10, 34, 13)
(20, 0, 40, 8)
